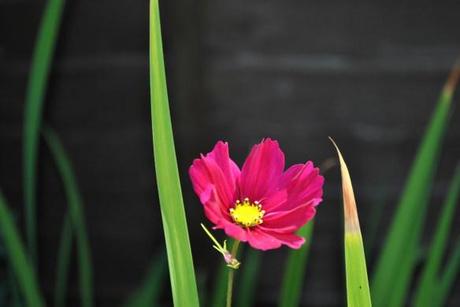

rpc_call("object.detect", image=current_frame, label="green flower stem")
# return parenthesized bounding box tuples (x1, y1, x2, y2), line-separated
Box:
(226, 241, 241, 307)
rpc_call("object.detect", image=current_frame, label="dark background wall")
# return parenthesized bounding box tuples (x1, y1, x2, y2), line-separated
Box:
(1, 0, 460, 306)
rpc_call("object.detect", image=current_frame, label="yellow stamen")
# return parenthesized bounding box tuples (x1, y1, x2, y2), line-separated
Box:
(229, 198, 265, 227)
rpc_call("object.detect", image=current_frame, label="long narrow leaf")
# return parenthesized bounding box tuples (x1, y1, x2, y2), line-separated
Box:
(54, 214, 73, 307)
(371, 62, 460, 307)
(279, 222, 314, 307)
(331, 139, 372, 307)
(414, 165, 460, 307)
(0, 191, 45, 307)
(436, 237, 460, 306)
(149, 0, 200, 306)
(23, 0, 65, 265)
(236, 249, 261, 307)
(43, 127, 93, 307)
(210, 262, 229, 307)
(124, 253, 167, 307)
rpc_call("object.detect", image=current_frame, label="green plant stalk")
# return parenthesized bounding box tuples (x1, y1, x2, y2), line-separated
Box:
(0, 191, 45, 307)
(236, 248, 261, 307)
(124, 253, 167, 307)
(43, 127, 93, 307)
(149, 0, 200, 306)
(23, 0, 65, 266)
(414, 165, 460, 307)
(279, 222, 314, 307)
(332, 139, 372, 307)
(226, 241, 240, 307)
(54, 214, 73, 307)
(371, 64, 459, 307)
(436, 237, 460, 306)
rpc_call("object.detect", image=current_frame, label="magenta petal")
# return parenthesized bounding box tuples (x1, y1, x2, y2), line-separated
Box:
(207, 141, 241, 186)
(264, 230, 306, 249)
(260, 189, 287, 211)
(262, 203, 316, 233)
(189, 142, 240, 210)
(194, 185, 230, 226)
(240, 139, 285, 201)
(247, 228, 282, 250)
(279, 163, 304, 187)
(217, 219, 249, 242)
(276, 161, 324, 211)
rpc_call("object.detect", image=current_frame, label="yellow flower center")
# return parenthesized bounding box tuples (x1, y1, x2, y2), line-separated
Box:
(229, 198, 265, 227)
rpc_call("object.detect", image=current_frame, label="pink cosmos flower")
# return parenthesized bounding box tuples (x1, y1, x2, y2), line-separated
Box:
(189, 139, 324, 251)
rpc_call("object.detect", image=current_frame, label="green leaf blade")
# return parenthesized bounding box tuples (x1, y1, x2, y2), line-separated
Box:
(279, 222, 314, 307)
(149, 0, 200, 306)
(54, 215, 73, 307)
(0, 192, 45, 307)
(414, 165, 460, 307)
(436, 238, 460, 306)
(371, 64, 460, 307)
(236, 249, 261, 307)
(332, 139, 372, 307)
(43, 127, 93, 307)
(23, 0, 65, 266)
(124, 253, 167, 307)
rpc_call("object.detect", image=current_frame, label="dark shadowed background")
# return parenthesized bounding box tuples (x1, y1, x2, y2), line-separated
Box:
(1, 0, 460, 306)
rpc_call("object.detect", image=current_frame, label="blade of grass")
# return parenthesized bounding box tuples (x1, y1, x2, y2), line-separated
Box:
(435, 237, 460, 306)
(124, 253, 167, 307)
(236, 249, 261, 307)
(331, 138, 372, 307)
(54, 214, 73, 307)
(371, 62, 460, 307)
(43, 127, 93, 307)
(210, 262, 229, 307)
(278, 222, 314, 307)
(414, 165, 460, 307)
(23, 0, 65, 266)
(149, 0, 200, 306)
(0, 191, 45, 307)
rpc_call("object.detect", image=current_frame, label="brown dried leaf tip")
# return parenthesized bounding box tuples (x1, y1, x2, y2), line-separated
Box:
(329, 137, 361, 234)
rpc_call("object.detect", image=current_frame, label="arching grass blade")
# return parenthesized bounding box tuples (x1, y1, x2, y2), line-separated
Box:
(236, 249, 261, 307)
(124, 253, 167, 307)
(414, 165, 460, 307)
(54, 214, 73, 307)
(371, 61, 460, 307)
(436, 237, 460, 306)
(0, 191, 45, 307)
(23, 0, 65, 266)
(210, 262, 229, 307)
(43, 127, 93, 307)
(331, 138, 372, 307)
(279, 222, 314, 307)
(149, 0, 200, 306)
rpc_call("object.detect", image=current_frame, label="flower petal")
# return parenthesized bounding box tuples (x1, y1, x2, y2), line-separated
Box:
(239, 138, 285, 201)
(189, 141, 240, 210)
(246, 228, 306, 250)
(262, 203, 317, 233)
(247, 228, 282, 250)
(259, 189, 287, 211)
(263, 230, 306, 249)
(216, 219, 249, 242)
(199, 186, 226, 225)
(273, 161, 324, 211)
